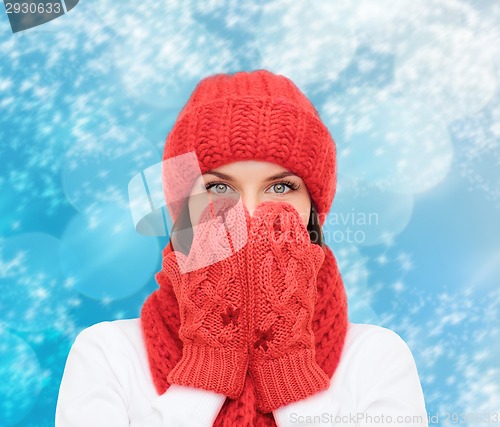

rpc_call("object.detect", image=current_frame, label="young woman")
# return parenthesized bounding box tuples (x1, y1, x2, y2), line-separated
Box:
(55, 69, 428, 426)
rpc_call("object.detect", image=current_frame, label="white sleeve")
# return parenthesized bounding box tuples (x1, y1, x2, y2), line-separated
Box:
(273, 387, 340, 426)
(142, 384, 227, 427)
(272, 327, 428, 427)
(355, 328, 429, 427)
(55, 326, 227, 427)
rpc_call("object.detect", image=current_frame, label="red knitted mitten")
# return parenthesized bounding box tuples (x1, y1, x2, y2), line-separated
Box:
(164, 198, 250, 399)
(247, 201, 330, 413)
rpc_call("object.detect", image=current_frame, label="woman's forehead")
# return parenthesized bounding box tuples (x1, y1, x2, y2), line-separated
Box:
(206, 160, 295, 177)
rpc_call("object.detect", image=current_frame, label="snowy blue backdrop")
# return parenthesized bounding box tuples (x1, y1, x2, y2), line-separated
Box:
(1, 0, 499, 425)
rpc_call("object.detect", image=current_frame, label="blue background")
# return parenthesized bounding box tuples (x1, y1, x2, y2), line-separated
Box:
(0, 0, 499, 425)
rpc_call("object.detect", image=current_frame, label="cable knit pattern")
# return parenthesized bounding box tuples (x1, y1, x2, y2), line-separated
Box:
(140, 225, 348, 425)
(162, 198, 251, 399)
(247, 201, 330, 413)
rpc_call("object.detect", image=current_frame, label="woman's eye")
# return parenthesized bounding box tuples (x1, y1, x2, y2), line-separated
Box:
(270, 183, 289, 194)
(268, 181, 300, 194)
(205, 182, 234, 194)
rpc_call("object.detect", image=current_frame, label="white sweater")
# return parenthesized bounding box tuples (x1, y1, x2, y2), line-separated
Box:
(55, 319, 429, 427)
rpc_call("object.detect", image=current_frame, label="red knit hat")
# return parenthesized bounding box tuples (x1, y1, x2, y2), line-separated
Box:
(161, 69, 337, 226)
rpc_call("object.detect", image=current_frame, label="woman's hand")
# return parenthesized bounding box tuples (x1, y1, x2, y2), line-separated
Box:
(163, 197, 251, 399)
(247, 201, 330, 413)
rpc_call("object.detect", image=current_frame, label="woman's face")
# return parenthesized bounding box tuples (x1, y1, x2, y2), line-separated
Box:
(188, 160, 311, 227)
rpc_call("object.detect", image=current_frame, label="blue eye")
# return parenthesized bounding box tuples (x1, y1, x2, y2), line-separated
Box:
(204, 182, 234, 194)
(269, 181, 301, 194)
(271, 183, 288, 194)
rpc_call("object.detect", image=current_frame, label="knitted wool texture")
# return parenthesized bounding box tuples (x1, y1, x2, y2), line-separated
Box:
(162, 198, 250, 400)
(140, 69, 349, 425)
(142, 238, 347, 426)
(159, 69, 336, 226)
(246, 200, 334, 414)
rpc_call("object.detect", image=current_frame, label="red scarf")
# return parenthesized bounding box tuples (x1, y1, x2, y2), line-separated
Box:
(140, 241, 348, 426)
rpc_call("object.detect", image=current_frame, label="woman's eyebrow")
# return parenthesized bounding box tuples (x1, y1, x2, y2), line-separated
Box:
(204, 170, 297, 182)
(264, 171, 297, 181)
(203, 171, 235, 181)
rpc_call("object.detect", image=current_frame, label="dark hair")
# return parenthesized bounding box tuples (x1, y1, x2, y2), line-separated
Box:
(307, 203, 324, 246)
(169, 201, 324, 254)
